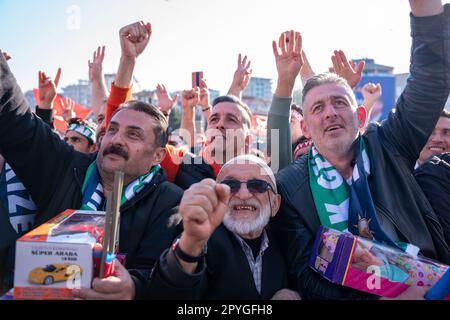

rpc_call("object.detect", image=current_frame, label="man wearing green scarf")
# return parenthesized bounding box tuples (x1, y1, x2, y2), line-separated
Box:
(0, 21, 183, 299)
(270, 0, 450, 300)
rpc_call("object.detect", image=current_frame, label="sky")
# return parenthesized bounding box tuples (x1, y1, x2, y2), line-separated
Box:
(1, 0, 449, 94)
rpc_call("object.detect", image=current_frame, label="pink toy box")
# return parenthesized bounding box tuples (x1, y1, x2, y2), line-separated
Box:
(310, 226, 450, 299)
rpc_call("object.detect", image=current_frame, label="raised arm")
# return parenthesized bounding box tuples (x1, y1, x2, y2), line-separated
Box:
(380, 0, 449, 167)
(267, 31, 303, 172)
(227, 53, 252, 99)
(156, 83, 178, 119)
(104, 21, 152, 127)
(360, 82, 382, 130)
(35, 68, 61, 129)
(0, 52, 76, 209)
(88, 45, 108, 118)
(180, 88, 200, 149)
(198, 79, 212, 123)
(329, 50, 365, 89)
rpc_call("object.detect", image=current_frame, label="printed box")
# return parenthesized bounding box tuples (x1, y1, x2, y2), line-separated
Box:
(310, 226, 450, 298)
(14, 210, 105, 300)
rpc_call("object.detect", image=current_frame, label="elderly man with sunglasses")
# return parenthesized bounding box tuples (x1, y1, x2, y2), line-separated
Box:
(147, 155, 300, 300)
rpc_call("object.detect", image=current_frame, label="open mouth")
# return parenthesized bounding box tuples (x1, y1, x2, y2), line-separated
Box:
(233, 205, 257, 211)
(428, 146, 445, 152)
(325, 125, 344, 133)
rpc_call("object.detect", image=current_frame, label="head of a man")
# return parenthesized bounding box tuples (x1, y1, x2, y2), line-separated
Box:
(418, 110, 450, 165)
(96, 100, 168, 185)
(301, 73, 366, 159)
(205, 95, 252, 164)
(64, 118, 97, 154)
(217, 155, 280, 239)
(290, 103, 304, 144)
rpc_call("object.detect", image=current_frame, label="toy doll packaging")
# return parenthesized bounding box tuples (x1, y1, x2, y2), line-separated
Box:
(310, 226, 450, 298)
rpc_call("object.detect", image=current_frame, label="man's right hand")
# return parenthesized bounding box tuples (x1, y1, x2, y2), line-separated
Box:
(178, 179, 230, 255)
(119, 21, 152, 59)
(272, 30, 303, 97)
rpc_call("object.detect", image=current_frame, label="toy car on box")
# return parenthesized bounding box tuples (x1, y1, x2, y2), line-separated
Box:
(28, 263, 83, 285)
(310, 226, 450, 299)
(14, 210, 104, 300)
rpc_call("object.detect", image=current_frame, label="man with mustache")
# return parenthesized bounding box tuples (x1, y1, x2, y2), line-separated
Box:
(271, 0, 450, 300)
(147, 155, 299, 300)
(0, 21, 183, 299)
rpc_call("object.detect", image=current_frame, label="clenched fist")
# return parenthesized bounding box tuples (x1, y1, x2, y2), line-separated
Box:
(119, 21, 152, 59)
(179, 179, 231, 253)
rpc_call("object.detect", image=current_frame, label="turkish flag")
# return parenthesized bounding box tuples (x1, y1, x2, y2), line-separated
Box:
(33, 89, 91, 134)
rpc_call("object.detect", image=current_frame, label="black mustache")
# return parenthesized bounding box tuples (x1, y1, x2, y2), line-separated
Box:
(103, 145, 129, 160)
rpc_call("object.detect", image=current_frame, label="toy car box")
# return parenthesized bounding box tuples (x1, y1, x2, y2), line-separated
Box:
(14, 209, 105, 300)
(310, 226, 450, 299)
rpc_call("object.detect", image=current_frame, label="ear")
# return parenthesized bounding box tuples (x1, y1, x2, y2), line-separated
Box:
(300, 119, 311, 139)
(270, 194, 281, 218)
(151, 147, 167, 166)
(89, 144, 98, 154)
(357, 105, 367, 129)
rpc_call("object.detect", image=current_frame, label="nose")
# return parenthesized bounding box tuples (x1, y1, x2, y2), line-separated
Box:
(215, 117, 226, 130)
(108, 129, 124, 146)
(234, 182, 253, 200)
(429, 131, 443, 143)
(323, 102, 338, 120)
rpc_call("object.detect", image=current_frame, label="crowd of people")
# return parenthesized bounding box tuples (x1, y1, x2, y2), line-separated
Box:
(0, 0, 449, 300)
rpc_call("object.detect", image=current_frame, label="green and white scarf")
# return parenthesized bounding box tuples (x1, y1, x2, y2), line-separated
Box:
(80, 161, 160, 211)
(308, 138, 419, 256)
(308, 142, 368, 231)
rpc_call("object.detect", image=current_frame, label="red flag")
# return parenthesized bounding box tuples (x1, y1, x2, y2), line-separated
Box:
(33, 89, 91, 134)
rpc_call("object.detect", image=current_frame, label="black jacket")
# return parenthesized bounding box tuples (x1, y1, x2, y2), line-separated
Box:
(415, 153, 450, 246)
(0, 53, 184, 299)
(147, 225, 289, 299)
(174, 153, 216, 190)
(271, 7, 450, 300)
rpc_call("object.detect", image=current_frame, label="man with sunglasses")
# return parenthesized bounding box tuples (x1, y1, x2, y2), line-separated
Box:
(147, 155, 300, 300)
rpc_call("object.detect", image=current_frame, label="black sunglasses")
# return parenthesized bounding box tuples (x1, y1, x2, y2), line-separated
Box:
(220, 179, 275, 194)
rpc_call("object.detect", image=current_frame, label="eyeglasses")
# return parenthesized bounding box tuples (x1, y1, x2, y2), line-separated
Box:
(220, 179, 275, 194)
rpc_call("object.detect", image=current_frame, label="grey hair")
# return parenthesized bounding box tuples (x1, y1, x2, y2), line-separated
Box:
(302, 72, 356, 107)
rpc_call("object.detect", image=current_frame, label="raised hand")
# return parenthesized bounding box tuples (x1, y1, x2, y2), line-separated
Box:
(179, 179, 231, 249)
(2, 52, 12, 61)
(228, 53, 252, 98)
(182, 88, 200, 110)
(361, 82, 382, 107)
(38, 68, 62, 110)
(88, 46, 106, 83)
(119, 21, 152, 59)
(61, 97, 76, 123)
(330, 50, 365, 89)
(272, 30, 303, 97)
(156, 84, 178, 113)
(199, 79, 210, 109)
